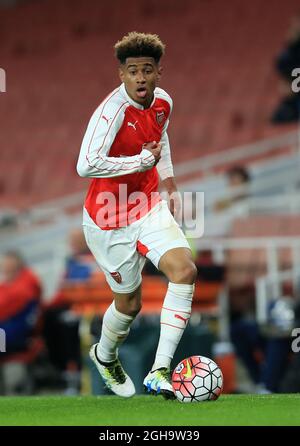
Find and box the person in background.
[0,251,42,394]
[230,296,293,393]
[0,251,42,354]
[43,228,97,395]
[272,13,300,124]
[214,166,251,212]
[64,228,97,281]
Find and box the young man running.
[77,32,197,399]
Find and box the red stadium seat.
[0,0,299,207]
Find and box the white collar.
[120,83,156,110]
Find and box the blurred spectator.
[271,90,300,124]
[227,166,251,189]
[0,251,42,354]
[272,13,300,124]
[0,251,42,394]
[280,299,300,392]
[230,296,293,393]
[62,228,97,281]
[276,14,300,82]
[214,166,251,212]
[43,228,97,395]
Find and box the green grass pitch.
[0,394,299,426]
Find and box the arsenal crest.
[110,271,122,284]
[156,111,165,126]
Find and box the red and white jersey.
[77,83,174,230]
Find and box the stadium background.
[1,0,300,402]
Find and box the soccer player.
[77,32,197,399]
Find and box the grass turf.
[0,394,299,426]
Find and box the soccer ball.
[172,355,223,403]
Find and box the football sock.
[96,301,135,363]
[152,282,194,371]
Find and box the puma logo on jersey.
[102,115,111,125]
[127,120,138,131]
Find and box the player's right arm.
[77,97,157,178]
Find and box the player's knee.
[170,261,197,284]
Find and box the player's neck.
[143,96,154,109]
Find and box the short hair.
[114,32,165,64]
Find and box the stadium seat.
[1,0,300,207]
[227,215,300,288]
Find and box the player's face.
[119,57,162,108]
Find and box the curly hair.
[114,32,165,64]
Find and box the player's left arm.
[161,175,182,220]
[157,121,181,219]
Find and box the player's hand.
[142,141,162,165]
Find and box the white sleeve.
[77,101,155,178]
[156,120,174,180]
